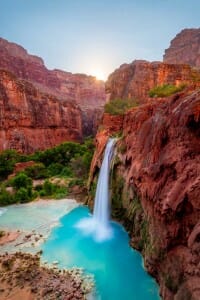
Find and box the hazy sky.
[0,0,199,80]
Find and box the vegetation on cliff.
[0,138,94,205]
[104,98,138,115]
[149,83,186,97]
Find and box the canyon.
[0,38,106,152]
[1,29,200,299]
[89,58,200,299]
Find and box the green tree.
[11,173,32,190]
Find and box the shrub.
[104,98,139,115]
[38,180,68,198]
[15,187,32,203]
[149,84,186,98]
[11,173,32,190]
[60,166,73,177]
[24,163,49,179]
[68,178,84,188]
[0,187,15,205]
[0,150,18,180]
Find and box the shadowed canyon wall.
[0,70,82,152]
[0,37,106,151]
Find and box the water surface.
[42,206,160,300]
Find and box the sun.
[91,70,107,81]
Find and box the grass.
[104,98,139,115]
[149,83,186,98]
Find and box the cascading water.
[76,138,116,241]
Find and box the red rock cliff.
[0,37,106,137]
[163,28,200,68]
[106,60,200,103]
[89,84,200,299]
[0,70,82,153]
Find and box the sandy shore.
[0,231,20,246]
[0,252,85,300]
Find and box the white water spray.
[76,138,116,242]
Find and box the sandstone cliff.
[106,60,200,103]
[163,28,200,68]
[0,37,106,138]
[89,84,200,299]
[0,70,82,153]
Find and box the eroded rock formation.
[89,85,200,299]
[0,70,82,153]
[0,37,106,143]
[106,60,200,103]
[163,28,200,68]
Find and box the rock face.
[89,86,200,299]
[163,28,200,68]
[106,60,200,103]
[0,70,82,153]
[0,37,106,141]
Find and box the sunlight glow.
[90,69,107,81]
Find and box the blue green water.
[42,206,160,300]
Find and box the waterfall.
[76,138,116,242]
[93,138,116,227]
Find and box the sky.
[0,0,199,80]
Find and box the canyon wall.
[89,66,200,299]
[106,60,200,103]
[163,28,200,68]
[0,37,106,146]
[0,70,82,153]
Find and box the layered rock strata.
[89,87,200,299]
[106,60,200,103]
[163,28,200,68]
[0,37,106,140]
[0,70,82,153]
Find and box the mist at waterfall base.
[42,139,160,300]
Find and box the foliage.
[0,150,19,180]
[11,173,32,190]
[68,178,84,188]
[38,180,68,199]
[0,138,94,205]
[24,163,49,179]
[149,83,186,98]
[104,98,139,115]
[15,187,33,203]
[0,186,15,205]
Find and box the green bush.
[11,173,32,190]
[0,150,18,180]
[15,187,33,203]
[60,166,73,177]
[38,180,68,199]
[68,178,84,188]
[47,163,63,177]
[149,84,186,98]
[0,187,15,205]
[104,98,139,115]
[24,163,49,179]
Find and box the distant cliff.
[106,60,200,103]
[89,62,200,299]
[0,70,82,153]
[163,28,200,68]
[0,37,106,141]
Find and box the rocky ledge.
[0,252,87,300]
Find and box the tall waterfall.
[93,138,116,227]
[76,138,116,241]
